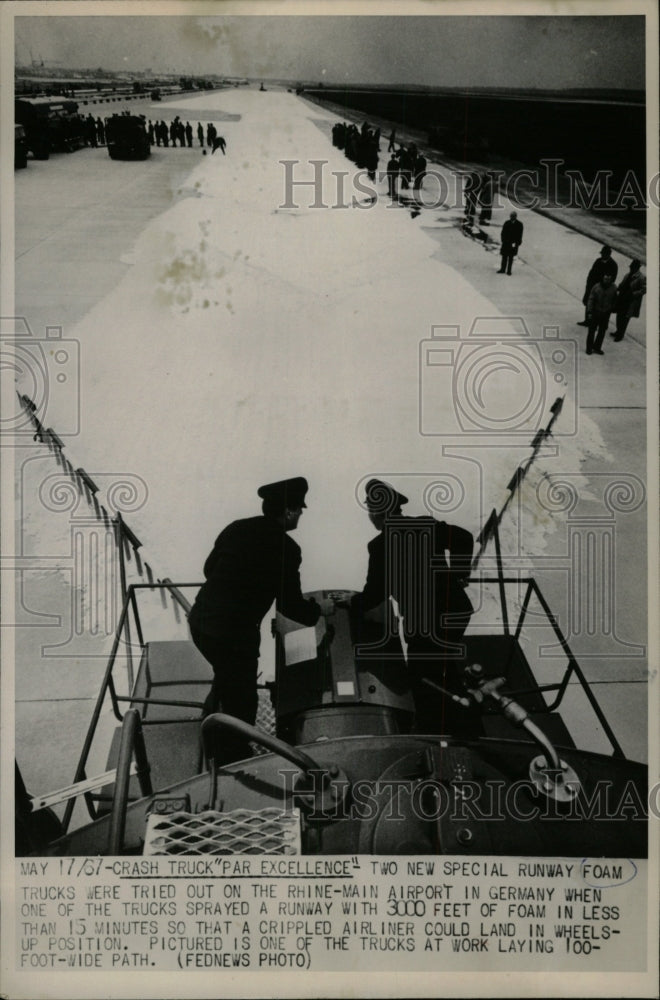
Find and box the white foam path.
[43,90,610,611]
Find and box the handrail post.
[114,515,134,690]
[133,716,153,798]
[528,579,626,757]
[129,586,144,648]
[62,590,133,831]
[108,709,141,854]
[514,580,534,640]
[492,515,510,636]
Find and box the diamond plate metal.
[144,807,301,855]
[250,687,277,756]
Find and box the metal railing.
[55,506,627,835]
[469,511,625,758]
[61,581,203,831]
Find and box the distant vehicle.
[15,97,87,159]
[14,125,28,169]
[151,88,161,101]
[105,114,150,161]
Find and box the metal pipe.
[493,516,510,636]
[63,592,133,830]
[161,578,193,616]
[201,714,321,776]
[520,717,561,772]
[132,714,153,798]
[108,709,140,855]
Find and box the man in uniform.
[189,477,333,763]
[585,271,617,355]
[578,245,618,325]
[498,210,524,275]
[352,479,475,733]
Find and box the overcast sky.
[14,13,645,90]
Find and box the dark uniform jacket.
[582,256,618,305]
[189,516,320,638]
[354,516,474,648]
[500,218,524,254]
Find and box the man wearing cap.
[578,245,618,326]
[352,479,474,733]
[189,477,332,764]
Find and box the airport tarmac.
[10,88,651,824]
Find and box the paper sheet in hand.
[283,627,317,665]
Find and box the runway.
[11,88,650,818]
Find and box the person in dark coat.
[189,478,333,764]
[498,211,524,274]
[399,145,414,190]
[212,135,227,155]
[586,273,617,355]
[185,121,193,147]
[464,171,481,222]
[85,115,97,148]
[206,122,216,147]
[413,152,427,191]
[478,172,494,224]
[351,480,475,734]
[613,259,646,340]
[578,245,618,325]
[365,138,379,182]
[386,154,399,200]
[147,120,155,146]
[197,122,204,147]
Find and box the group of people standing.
[148,117,192,147]
[146,118,226,154]
[332,120,381,180]
[385,142,427,198]
[331,119,428,195]
[82,114,106,147]
[464,169,496,226]
[578,245,646,354]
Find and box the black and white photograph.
[1,1,658,997]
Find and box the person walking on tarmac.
[386,153,400,200]
[351,479,475,734]
[189,478,334,765]
[578,245,618,325]
[585,272,617,355]
[498,211,524,275]
[613,259,646,341]
[212,135,227,155]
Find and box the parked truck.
[105,113,150,160]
